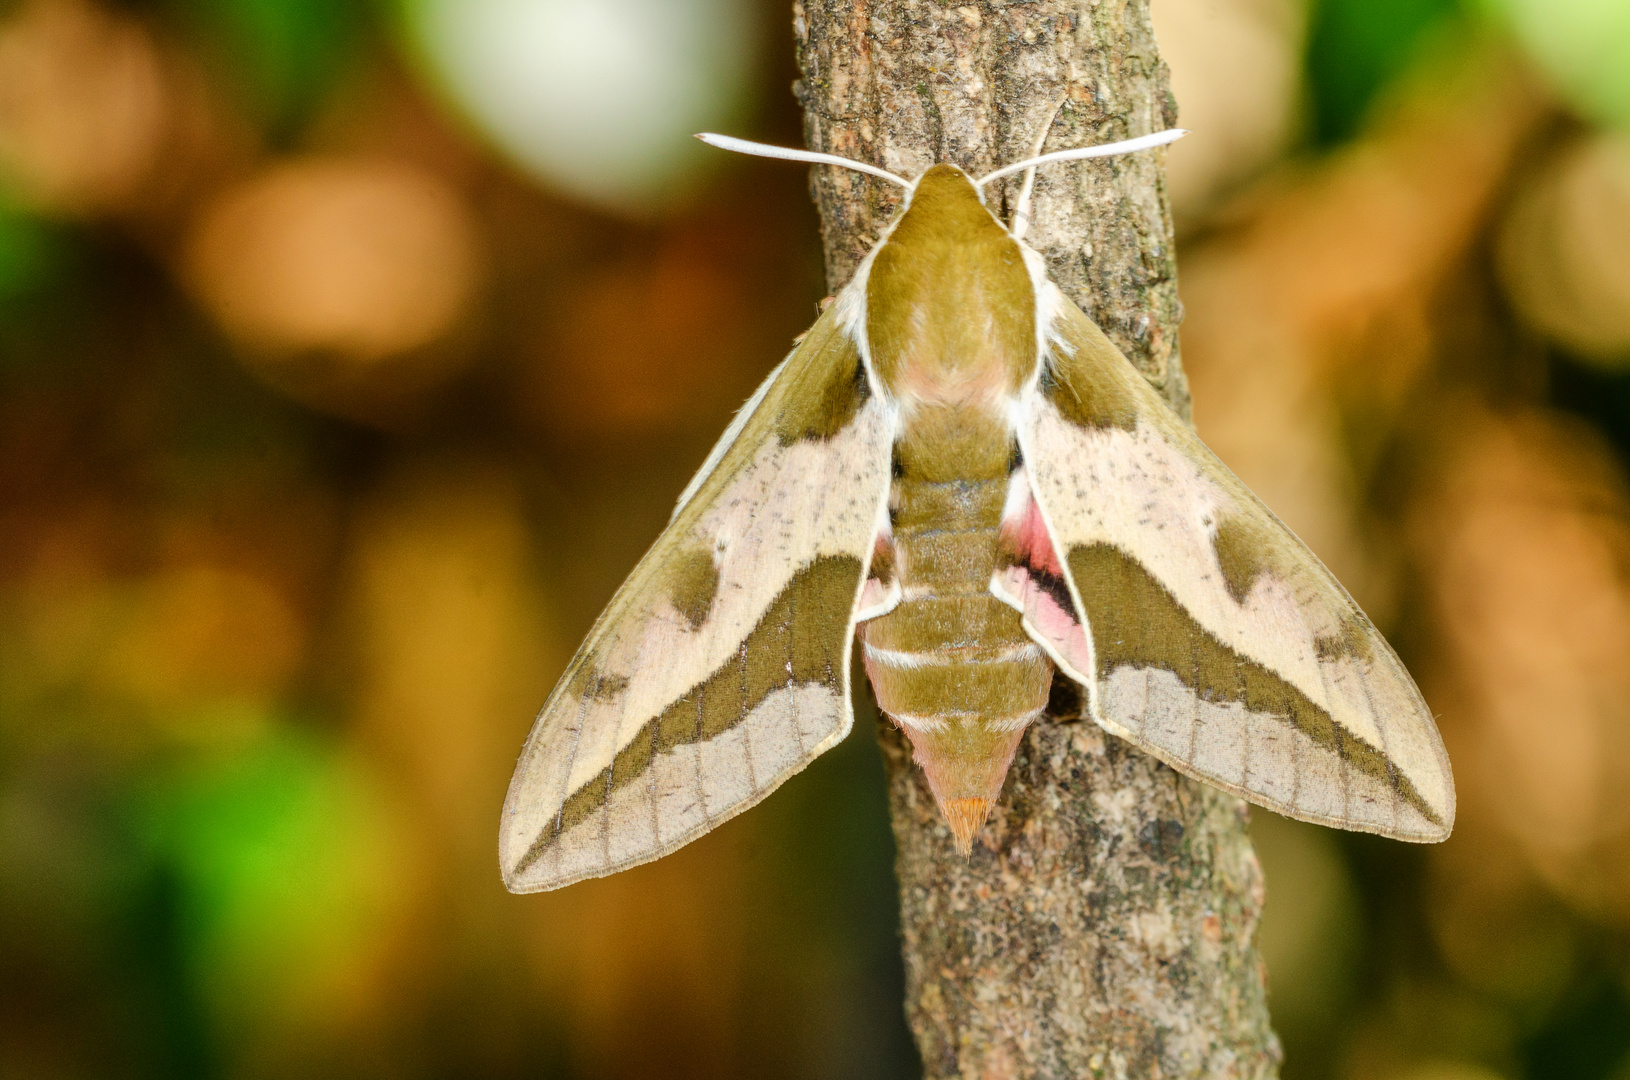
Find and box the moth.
[500,126,1455,893]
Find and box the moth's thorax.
[865,165,1038,414]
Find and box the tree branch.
[793,3,1281,1075]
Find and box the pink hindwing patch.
[990,468,1094,683]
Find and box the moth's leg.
[1045,672,1088,724]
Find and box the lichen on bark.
[792,2,1281,1076]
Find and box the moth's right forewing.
[1016,292,1454,842]
[501,305,895,892]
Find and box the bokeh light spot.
[398,0,758,214]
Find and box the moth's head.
[903,163,985,211]
[884,164,1001,244]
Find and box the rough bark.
[792,3,1281,1077]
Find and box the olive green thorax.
[864,165,1038,404]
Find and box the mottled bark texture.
[793,4,1282,1077]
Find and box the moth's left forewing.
[1012,287,1454,842]
[501,303,896,892]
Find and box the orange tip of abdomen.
[942,797,996,856]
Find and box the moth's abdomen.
[858,469,1052,853]
[861,592,1049,725]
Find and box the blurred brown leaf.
[1410,405,1630,916]
[521,230,764,442]
[1154,0,1306,227]
[1180,36,1551,610]
[346,456,560,874]
[1497,130,1630,367]
[0,0,165,215]
[185,157,484,358]
[524,837,750,1080]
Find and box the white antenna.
[695,133,912,189]
[976,128,1188,187]
[1009,94,1068,241]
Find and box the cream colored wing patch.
[1016,292,1454,841]
[500,307,895,892]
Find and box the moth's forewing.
[500,303,895,893]
[1012,293,1454,841]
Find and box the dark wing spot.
[567,666,630,703]
[1314,612,1377,664]
[667,542,721,631]
[1211,515,1268,605]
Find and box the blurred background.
[1,0,1628,1077]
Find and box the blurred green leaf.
[1486,0,1630,130]
[1521,968,1630,1080]
[0,200,62,302]
[1306,0,1464,144]
[135,722,407,1036]
[168,0,368,134]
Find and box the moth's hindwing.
[1010,292,1455,841]
[500,304,895,892]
